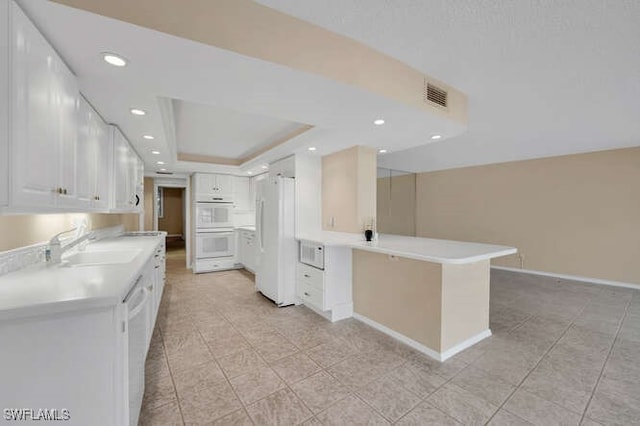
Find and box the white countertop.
[297,231,516,264]
[236,226,256,232]
[0,234,163,320]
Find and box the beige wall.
[158,188,184,236]
[0,213,139,252]
[416,146,640,285]
[353,250,491,353]
[377,174,416,236]
[353,249,443,351]
[143,177,154,231]
[322,146,377,233]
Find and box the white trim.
[491,266,639,290]
[353,312,491,362]
[330,302,353,322]
[440,329,492,361]
[353,313,443,360]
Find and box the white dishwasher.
[124,276,151,426]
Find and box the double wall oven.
[195,194,235,271]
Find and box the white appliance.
[195,202,233,229]
[196,230,235,259]
[124,276,151,426]
[256,176,297,306]
[299,240,325,270]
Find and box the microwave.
[196,202,233,229]
[299,240,324,270]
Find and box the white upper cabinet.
[112,126,143,212]
[195,173,233,200]
[113,127,133,210]
[77,96,112,210]
[76,97,97,207]
[0,0,142,214]
[0,0,9,208]
[232,176,255,211]
[93,108,111,210]
[9,1,83,210]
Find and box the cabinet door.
[246,235,256,271]
[195,173,213,194]
[215,174,233,196]
[0,0,8,208]
[232,176,250,210]
[10,3,59,207]
[113,128,132,210]
[94,116,111,210]
[76,97,96,208]
[54,56,80,208]
[131,154,143,212]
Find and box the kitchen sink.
[62,249,142,266]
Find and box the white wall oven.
[196,202,233,230]
[195,230,235,259]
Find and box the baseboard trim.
[352,312,491,362]
[491,266,639,290]
[353,313,443,361]
[440,329,493,361]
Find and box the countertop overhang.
[297,232,517,264]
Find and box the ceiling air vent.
[156,171,174,175]
[424,80,448,108]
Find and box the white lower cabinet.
[0,240,166,426]
[238,229,257,273]
[296,245,353,322]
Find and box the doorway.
[157,187,186,255]
[152,177,191,269]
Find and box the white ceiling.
[257,0,640,172]
[172,100,305,160]
[17,0,464,176]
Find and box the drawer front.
[297,263,324,291]
[297,281,324,310]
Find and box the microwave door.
[196,203,232,229]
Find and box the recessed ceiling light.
[143,135,155,140]
[308,147,317,151]
[101,52,127,67]
[378,149,388,154]
[247,171,253,175]
[160,168,166,171]
[156,161,164,165]
[130,108,146,116]
[261,165,268,169]
[374,119,385,125]
[431,134,442,140]
[151,150,160,155]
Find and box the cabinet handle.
[154,265,160,269]
[63,188,67,195]
[304,274,310,278]
[56,187,62,194]
[304,292,310,296]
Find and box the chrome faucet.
[45,227,94,264]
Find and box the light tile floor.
[140,253,640,425]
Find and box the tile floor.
[140,252,640,425]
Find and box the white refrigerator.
[256,176,297,306]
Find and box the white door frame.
[153,180,191,269]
